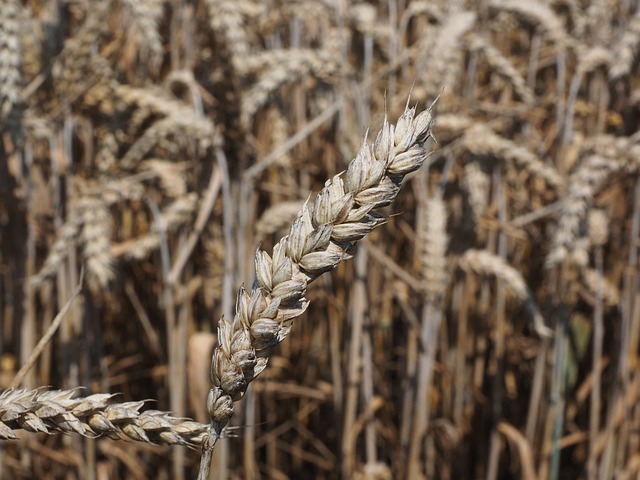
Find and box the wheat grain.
[0,388,208,446]
[204,102,436,440]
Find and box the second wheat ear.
[198,100,437,475]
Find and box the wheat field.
[1,0,640,479]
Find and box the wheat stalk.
[198,101,437,477]
[0,388,208,447]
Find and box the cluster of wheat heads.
[2,0,640,479]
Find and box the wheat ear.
[0,388,208,446]
[198,101,437,476]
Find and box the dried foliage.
[1,1,640,479]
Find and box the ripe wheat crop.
[1,1,640,479]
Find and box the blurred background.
[1,0,639,478]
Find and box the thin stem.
[12,268,85,388]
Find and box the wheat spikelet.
[0,0,21,120]
[205,102,436,436]
[0,388,208,446]
[458,249,552,337]
[609,9,640,80]
[461,124,564,189]
[547,136,640,267]
[121,0,164,75]
[420,197,449,302]
[468,35,534,104]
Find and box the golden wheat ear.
[197,101,437,478]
